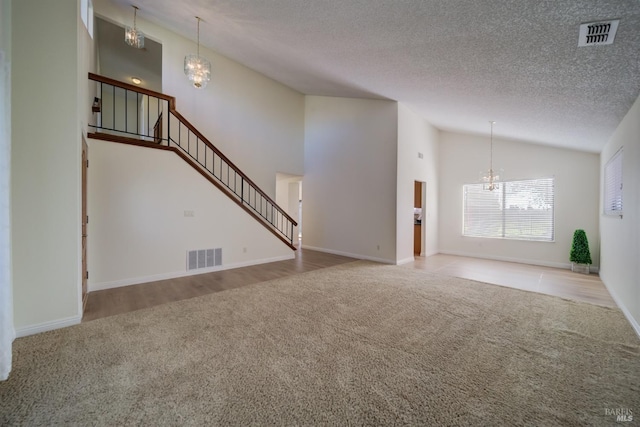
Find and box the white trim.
[600,272,640,339]
[15,315,82,338]
[438,249,599,272]
[88,253,294,292]
[301,245,394,264]
[0,35,13,380]
[396,257,416,265]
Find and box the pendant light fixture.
[184,17,211,89]
[124,6,145,49]
[481,121,501,191]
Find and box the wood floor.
[83,249,356,322]
[84,249,617,322]
[404,254,616,307]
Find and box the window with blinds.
[603,148,623,217]
[463,177,555,241]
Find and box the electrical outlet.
[243,247,247,253]
[377,245,380,251]
[184,210,195,217]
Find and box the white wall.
[11,0,86,335]
[93,0,305,198]
[599,94,640,334]
[87,140,294,289]
[0,0,14,380]
[396,103,439,264]
[303,96,398,263]
[439,131,600,269]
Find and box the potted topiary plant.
[570,229,592,274]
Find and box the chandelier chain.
[196,17,201,57]
[490,120,494,174]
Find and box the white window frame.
[463,177,555,242]
[81,0,94,39]
[603,148,623,217]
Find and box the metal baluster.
[125,89,128,134]
[112,85,115,131]
[167,108,171,146]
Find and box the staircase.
[87,73,297,250]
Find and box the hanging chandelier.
[482,121,500,191]
[184,17,211,89]
[124,6,144,49]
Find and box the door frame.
[81,136,88,313]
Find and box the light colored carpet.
[1,261,639,426]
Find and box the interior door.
[414,181,422,255]
[82,137,88,313]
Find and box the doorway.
[275,173,303,246]
[414,181,425,256]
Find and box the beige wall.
[599,94,640,334]
[438,131,600,269]
[87,140,293,290]
[303,96,398,263]
[1,0,14,380]
[396,103,439,263]
[11,0,85,335]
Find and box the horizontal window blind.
[604,148,623,216]
[463,177,554,241]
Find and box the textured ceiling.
[110,0,640,152]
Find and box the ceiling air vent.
[578,20,620,47]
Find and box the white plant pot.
[571,263,590,274]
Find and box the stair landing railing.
[87,73,297,248]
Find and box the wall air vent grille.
[578,20,619,47]
[187,248,222,271]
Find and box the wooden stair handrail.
[88,73,297,228]
[89,73,176,107]
[169,110,294,224]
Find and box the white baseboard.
[15,315,82,338]
[89,254,295,292]
[437,250,600,272]
[301,245,394,264]
[396,257,416,265]
[600,272,640,339]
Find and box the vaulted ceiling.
[110,0,640,152]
